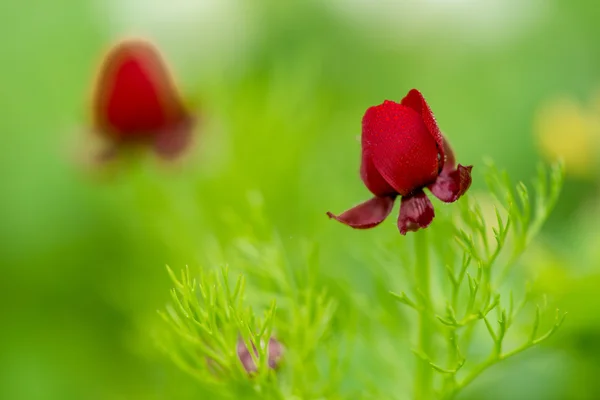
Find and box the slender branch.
[444,310,566,399]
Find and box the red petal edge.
[440,137,456,173]
[154,117,195,159]
[360,149,396,197]
[397,190,435,235]
[400,89,445,170]
[428,164,473,203]
[327,196,396,229]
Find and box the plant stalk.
[414,230,434,400]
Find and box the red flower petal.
[154,118,195,159]
[397,190,435,235]
[93,40,190,141]
[327,196,396,229]
[428,164,473,203]
[360,151,396,197]
[400,89,445,171]
[362,101,439,196]
[440,137,456,174]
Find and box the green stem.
[414,230,434,400]
[441,328,458,394]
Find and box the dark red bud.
[328,89,472,234]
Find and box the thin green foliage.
[157,265,281,399]
[157,162,564,400]
[158,195,344,399]
[390,161,566,399]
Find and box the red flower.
[92,39,195,159]
[327,89,472,235]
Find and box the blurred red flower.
[91,39,195,160]
[328,89,472,235]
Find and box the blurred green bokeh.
[1,0,600,399]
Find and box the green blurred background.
[2,0,600,399]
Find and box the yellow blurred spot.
[534,95,600,178]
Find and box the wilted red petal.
[400,89,446,172]
[327,196,396,229]
[360,152,396,197]
[93,40,190,140]
[398,190,435,235]
[362,101,439,196]
[428,164,473,203]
